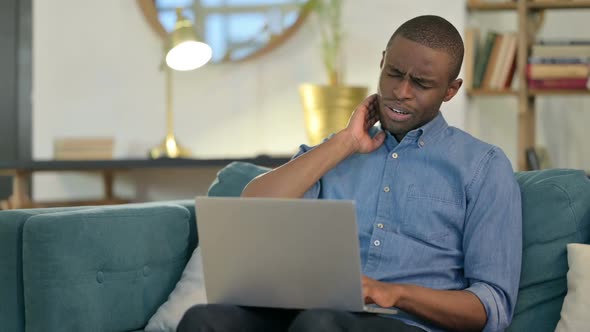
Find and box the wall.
[32,0,466,201]
[32,1,590,202]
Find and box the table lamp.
[150,8,212,159]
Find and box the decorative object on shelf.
[54,137,114,160]
[298,0,367,145]
[149,8,212,159]
[136,0,311,63]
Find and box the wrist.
[392,283,409,307]
[336,129,360,155]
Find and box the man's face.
[377,36,462,141]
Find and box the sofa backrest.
[507,169,590,332]
[0,203,193,332]
[207,163,590,332]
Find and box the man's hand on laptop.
[361,275,401,308]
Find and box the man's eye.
[414,81,428,89]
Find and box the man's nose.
[394,78,413,100]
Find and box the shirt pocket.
[401,184,463,242]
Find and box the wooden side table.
[0,157,289,210]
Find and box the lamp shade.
[165,9,212,71]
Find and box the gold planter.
[299,84,368,146]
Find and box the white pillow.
[145,247,208,332]
[554,243,590,332]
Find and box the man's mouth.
[384,106,412,122]
[390,107,409,115]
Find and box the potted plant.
[299,0,368,145]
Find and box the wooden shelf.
[468,89,590,97]
[468,1,590,11]
[529,89,590,96]
[467,1,517,10]
[467,89,519,96]
[528,1,590,9]
[466,0,590,170]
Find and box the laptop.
[194,196,398,315]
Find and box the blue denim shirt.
[295,113,522,332]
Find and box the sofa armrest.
[21,204,191,332]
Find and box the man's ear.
[443,78,463,102]
[380,51,385,69]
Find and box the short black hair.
[387,15,464,81]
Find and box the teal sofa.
[1,162,589,332]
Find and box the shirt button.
[377,223,384,229]
[374,240,381,247]
[392,153,398,159]
[383,186,390,193]
[419,140,425,147]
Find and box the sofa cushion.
[21,204,191,332]
[207,161,270,197]
[507,169,590,332]
[144,247,207,332]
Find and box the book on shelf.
[526,148,541,171]
[470,31,517,90]
[494,33,517,89]
[470,0,516,3]
[464,28,479,90]
[529,56,590,64]
[531,0,578,3]
[537,39,590,45]
[54,137,114,160]
[532,44,590,58]
[526,63,590,79]
[473,31,499,89]
[481,34,504,89]
[528,78,590,90]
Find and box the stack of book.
[466,29,518,91]
[532,0,590,3]
[528,40,590,90]
[54,137,114,160]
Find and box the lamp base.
[149,134,192,159]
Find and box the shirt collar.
[381,111,448,150]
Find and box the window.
[156,0,305,62]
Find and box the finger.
[372,131,386,146]
[365,115,376,127]
[367,111,379,124]
[360,94,378,110]
[368,103,380,121]
[368,102,381,121]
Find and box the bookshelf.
[466,0,590,171]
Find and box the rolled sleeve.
[463,147,522,332]
[465,282,508,332]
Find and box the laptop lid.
[194,196,367,312]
